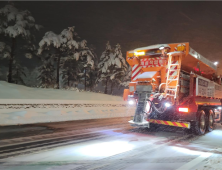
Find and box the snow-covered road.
[0,117,221,170]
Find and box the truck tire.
[207,110,214,132]
[191,110,206,135]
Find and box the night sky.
[1,1,222,73]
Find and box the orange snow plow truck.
[123,42,222,135]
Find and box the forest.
[0,3,131,95]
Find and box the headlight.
[165,102,171,107]
[128,100,134,105]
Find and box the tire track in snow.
[73,133,197,170]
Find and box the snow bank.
[0,81,135,125]
[0,81,122,101]
[0,106,135,126]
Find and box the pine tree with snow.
[12,60,26,85]
[37,60,55,88]
[87,67,97,91]
[0,41,11,59]
[37,27,78,89]
[109,43,128,94]
[60,57,80,88]
[0,3,42,83]
[37,26,95,89]
[97,42,127,94]
[78,66,97,91]
[21,67,40,87]
[96,41,112,94]
[0,41,29,85]
[77,44,98,91]
[89,44,98,66]
[119,65,132,87]
[77,40,96,91]
[0,41,11,81]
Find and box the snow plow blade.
[148,119,190,129]
[128,120,149,128]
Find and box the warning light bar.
[134,51,145,56]
[178,107,189,113]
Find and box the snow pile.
[0,105,135,126]
[0,81,135,126]
[0,81,123,101]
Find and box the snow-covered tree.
[37,60,55,88]
[21,67,40,87]
[84,45,98,91]
[89,44,98,66]
[97,42,127,94]
[0,41,11,59]
[0,4,42,83]
[78,66,97,91]
[96,41,112,94]
[76,40,97,90]
[109,43,128,94]
[119,65,132,87]
[60,57,80,88]
[88,68,97,91]
[12,60,26,85]
[37,26,95,89]
[0,65,7,81]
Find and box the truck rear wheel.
[192,110,206,135]
[207,110,214,132]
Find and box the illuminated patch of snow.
[76,141,133,157]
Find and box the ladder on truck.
[165,53,182,104]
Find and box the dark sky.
[1,1,222,72]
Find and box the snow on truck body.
[123,42,222,135]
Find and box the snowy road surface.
[0,117,222,170]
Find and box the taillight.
[178,107,189,113]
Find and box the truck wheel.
[207,110,214,132]
[192,110,206,135]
